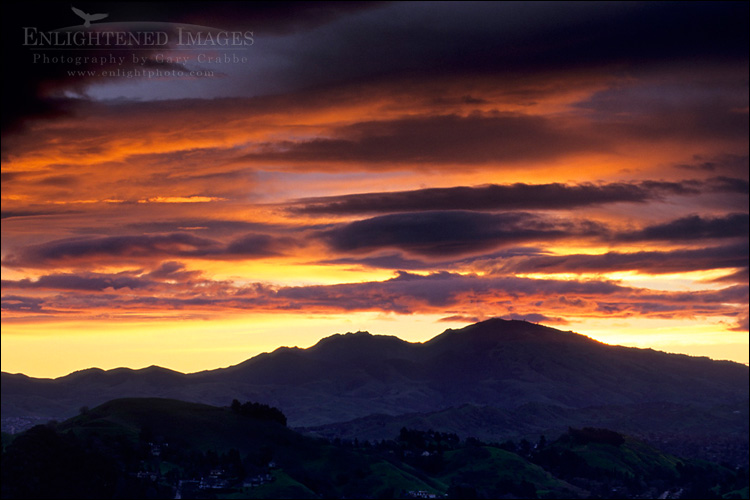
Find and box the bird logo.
[71,6,109,27]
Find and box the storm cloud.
[291,180,743,215]
[321,211,600,257]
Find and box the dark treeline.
[566,427,626,446]
[229,399,287,426]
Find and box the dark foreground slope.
[2,398,746,499]
[0,398,447,499]
[3,319,748,430]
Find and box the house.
[407,490,439,499]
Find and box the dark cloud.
[321,211,599,257]
[1,172,26,182]
[319,247,549,271]
[1,273,153,292]
[2,270,745,324]
[292,180,721,215]
[2,232,300,268]
[318,253,435,271]
[635,180,701,196]
[122,219,285,236]
[267,2,748,95]
[5,1,747,137]
[1,295,46,313]
[5,1,376,37]
[706,176,750,194]
[250,113,599,166]
[32,175,80,187]
[618,213,749,242]
[2,1,394,135]
[729,313,749,332]
[225,234,294,257]
[676,161,718,172]
[135,167,256,199]
[638,284,748,309]
[576,76,749,142]
[438,315,482,324]
[1,210,81,219]
[241,66,745,169]
[675,155,749,177]
[145,261,203,282]
[609,101,748,145]
[500,313,569,325]
[708,267,749,284]
[431,95,490,107]
[1,1,382,133]
[494,242,749,277]
[1,233,221,268]
[1,262,217,295]
[272,271,625,314]
[166,1,385,33]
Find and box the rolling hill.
[2,398,446,499]
[3,397,744,499]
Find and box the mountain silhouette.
[2,319,747,430]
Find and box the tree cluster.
[566,427,626,446]
[229,399,287,426]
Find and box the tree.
[230,399,287,426]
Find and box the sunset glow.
[2,2,748,378]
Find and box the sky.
[1,1,748,378]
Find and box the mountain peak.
[313,330,375,345]
[428,317,589,348]
[308,330,413,361]
[58,367,107,382]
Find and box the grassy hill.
[438,445,584,498]
[531,428,745,499]
[2,397,747,499]
[52,398,442,499]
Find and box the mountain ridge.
[2,318,748,430]
[2,318,742,379]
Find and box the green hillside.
[530,427,743,499]
[35,398,442,499]
[552,430,683,480]
[2,398,747,499]
[438,445,583,498]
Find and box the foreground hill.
[3,319,748,431]
[2,398,745,499]
[1,398,446,499]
